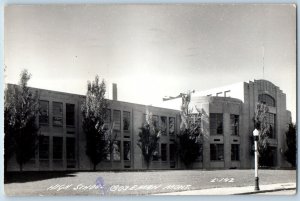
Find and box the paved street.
[4,169,296,196]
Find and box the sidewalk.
[154,183,296,195]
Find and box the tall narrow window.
[53,102,63,126]
[152,143,159,161]
[210,144,224,161]
[39,136,49,160]
[104,109,111,130]
[66,138,75,160]
[169,144,176,161]
[210,113,223,135]
[152,115,159,128]
[123,141,131,161]
[39,100,49,125]
[66,103,75,126]
[169,117,175,135]
[66,137,76,168]
[112,140,121,161]
[53,137,63,160]
[231,144,240,161]
[113,110,121,130]
[161,143,167,161]
[266,113,276,139]
[123,111,130,131]
[160,116,167,135]
[230,115,239,136]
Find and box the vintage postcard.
[3,4,296,196]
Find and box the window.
[161,144,167,161]
[39,100,49,124]
[113,110,121,130]
[266,113,276,138]
[123,141,131,161]
[53,102,63,126]
[66,104,75,126]
[152,143,159,161]
[53,137,63,160]
[123,111,130,131]
[160,116,167,135]
[258,94,276,107]
[231,144,240,161]
[152,115,159,128]
[169,117,175,135]
[230,115,239,136]
[112,141,121,161]
[169,144,176,161]
[210,113,223,135]
[104,109,111,130]
[196,143,203,162]
[210,144,224,161]
[66,138,75,160]
[39,136,49,160]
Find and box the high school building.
[6,79,292,171]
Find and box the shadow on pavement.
[4,171,77,184]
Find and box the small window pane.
[113,110,121,130]
[210,113,223,135]
[152,143,159,161]
[112,141,121,161]
[39,136,49,160]
[66,138,75,160]
[66,104,75,126]
[123,111,130,131]
[39,100,49,124]
[53,137,63,159]
[53,102,63,126]
[230,115,239,136]
[210,144,224,161]
[231,144,240,161]
[161,143,167,161]
[152,115,159,128]
[123,141,131,161]
[160,116,167,135]
[169,117,175,135]
[169,144,176,161]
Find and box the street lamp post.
[253,128,260,191]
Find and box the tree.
[254,102,271,167]
[81,75,111,171]
[4,69,40,171]
[284,123,296,167]
[137,112,161,169]
[177,92,202,169]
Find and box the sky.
[4,4,296,121]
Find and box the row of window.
[210,144,240,161]
[104,109,131,132]
[210,114,239,136]
[39,136,76,160]
[39,101,75,127]
[144,115,176,136]
[150,143,239,162]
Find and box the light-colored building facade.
[6,79,292,171]
[160,79,292,169]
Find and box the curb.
[235,187,297,195]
